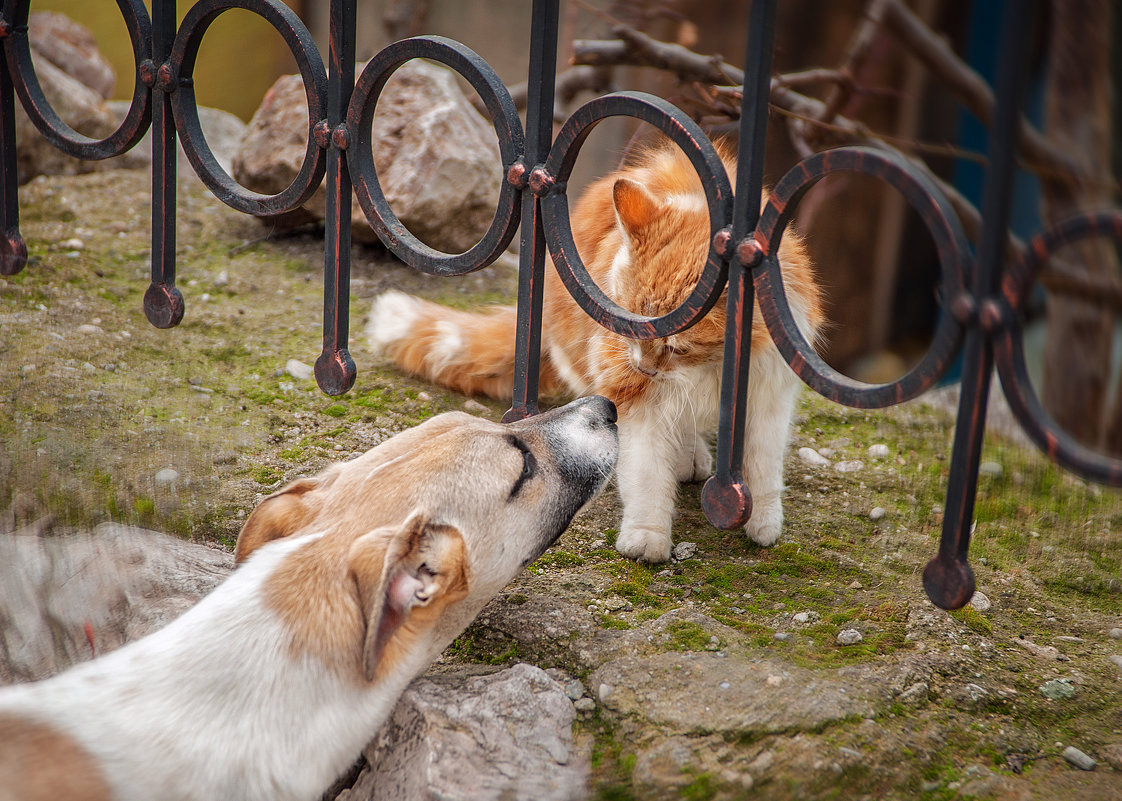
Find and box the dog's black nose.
[583,395,617,424]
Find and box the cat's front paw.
[745,503,783,547]
[615,525,672,563]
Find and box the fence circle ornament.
[3,0,152,160]
[347,36,524,276]
[167,0,328,216]
[754,146,972,408]
[992,210,1122,486]
[541,91,733,340]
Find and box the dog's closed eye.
[506,435,537,499]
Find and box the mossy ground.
[2,170,1120,800]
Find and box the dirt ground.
[2,169,1121,800]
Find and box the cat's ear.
[613,178,662,236]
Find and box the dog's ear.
[349,512,470,682]
[235,476,322,563]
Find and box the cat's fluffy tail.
[367,290,557,401]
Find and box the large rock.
[14,53,118,184]
[27,11,116,100]
[12,11,245,186]
[102,100,248,179]
[233,59,502,252]
[339,663,588,801]
[0,522,233,684]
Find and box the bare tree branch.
[571,9,1092,194]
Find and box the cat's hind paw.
[745,504,783,547]
[615,525,672,563]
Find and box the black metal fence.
[2,0,1119,609]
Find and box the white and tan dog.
[0,396,618,801]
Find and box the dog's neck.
[0,533,431,801]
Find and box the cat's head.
[608,176,726,380]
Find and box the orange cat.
[367,143,823,562]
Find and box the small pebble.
[1062,746,1096,771]
[563,679,586,701]
[834,460,864,473]
[573,697,595,713]
[1040,678,1076,700]
[154,468,179,485]
[837,629,863,646]
[285,359,314,381]
[718,681,731,690]
[603,596,628,612]
[76,323,104,336]
[773,632,791,641]
[597,683,613,703]
[1108,628,1122,640]
[798,447,830,467]
[672,541,698,561]
[416,391,432,403]
[970,591,992,612]
[213,269,229,287]
[978,461,1003,478]
[1107,655,1122,671]
[61,237,84,250]
[463,399,489,415]
[793,612,810,624]
[869,506,886,521]
[867,443,889,458]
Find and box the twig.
[470,65,612,118]
[816,0,890,135]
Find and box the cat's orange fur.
[368,142,822,562]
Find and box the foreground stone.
[0,522,232,682]
[339,664,587,801]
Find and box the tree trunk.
[1040,0,1118,452]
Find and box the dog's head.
[236,396,617,680]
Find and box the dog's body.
[0,397,618,801]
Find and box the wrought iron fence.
[2,0,1119,609]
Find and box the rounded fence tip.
[315,348,357,396]
[0,231,28,276]
[922,554,976,610]
[143,283,185,329]
[701,475,753,530]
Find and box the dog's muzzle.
[510,396,618,563]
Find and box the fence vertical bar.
[142,0,183,329]
[315,0,357,395]
[701,0,777,529]
[503,0,558,423]
[922,0,1036,610]
[0,1,27,276]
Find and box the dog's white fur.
[0,397,618,801]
